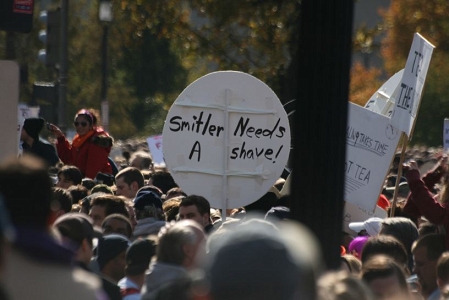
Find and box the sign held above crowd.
[162,71,290,210]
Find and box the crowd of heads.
[2,144,449,299]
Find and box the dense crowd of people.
[4,112,449,300]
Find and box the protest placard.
[365,69,404,117]
[146,134,165,167]
[0,61,20,162]
[162,71,291,209]
[345,102,401,212]
[390,33,435,137]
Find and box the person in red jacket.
[50,109,113,179]
[403,155,449,248]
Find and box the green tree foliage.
[381,0,449,146]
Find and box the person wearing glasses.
[50,108,114,179]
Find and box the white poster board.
[146,134,165,167]
[162,71,291,209]
[0,61,20,162]
[365,69,404,117]
[390,33,435,137]
[343,201,387,236]
[444,119,449,153]
[345,102,401,212]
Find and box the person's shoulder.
[91,130,113,148]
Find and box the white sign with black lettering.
[390,33,435,137]
[345,102,401,212]
[162,71,290,209]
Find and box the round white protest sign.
[162,71,290,209]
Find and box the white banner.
[146,134,165,167]
[162,71,291,209]
[390,33,435,137]
[444,119,449,153]
[345,102,401,212]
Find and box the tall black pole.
[58,0,68,132]
[291,0,354,269]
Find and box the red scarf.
[72,129,95,149]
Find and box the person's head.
[57,165,83,189]
[361,235,409,275]
[21,118,45,142]
[67,185,89,204]
[340,254,362,275]
[361,255,410,300]
[73,109,97,136]
[0,156,53,229]
[379,217,418,270]
[412,233,446,298]
[115,167,144,199]
[206,218,321,300]
[101,213,133,239]
[437,252,449,289]
[51,187,73,219]
[125,237,157,276]
[89,194,129,227]
[156,220,206,269]
[130,151,153,171]
[165,187,187,201]
[349,217,383,237]
[133,188,164,221]
[317,270,374,300]
[53,213,94,265]
[348,236,369,259]
[148,171,177,194]
[162,197,182,222]
[418,221,439,236]
[90,184,114,195]
[179,195,211,228]
[97,234,130,283]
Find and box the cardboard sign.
[390,33,435,137]
[365,69,404,117]
[162,71,291,209]
[343,201,387,236]
[345,103,401,212]
[444,119,449,153]
[0,61,20,162]
[146,135,165,167]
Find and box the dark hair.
[67,185,89,204]
[361,236,409,274]
[91,195,129,218]
[362,255,409,293]
[180,195,210,216]
[115,167,144,189]
[437,252,449,283]
[163,197,182,222]
[52,187,73,213]
[165,187,187,200]
[58,165,83,185]
[101,213,133,238]
[150,171,177,194]
[412,233,446,261]
[0,156,53,228]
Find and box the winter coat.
[56,129,113,179]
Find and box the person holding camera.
[21,117,60,166]
[50,109,114,179]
